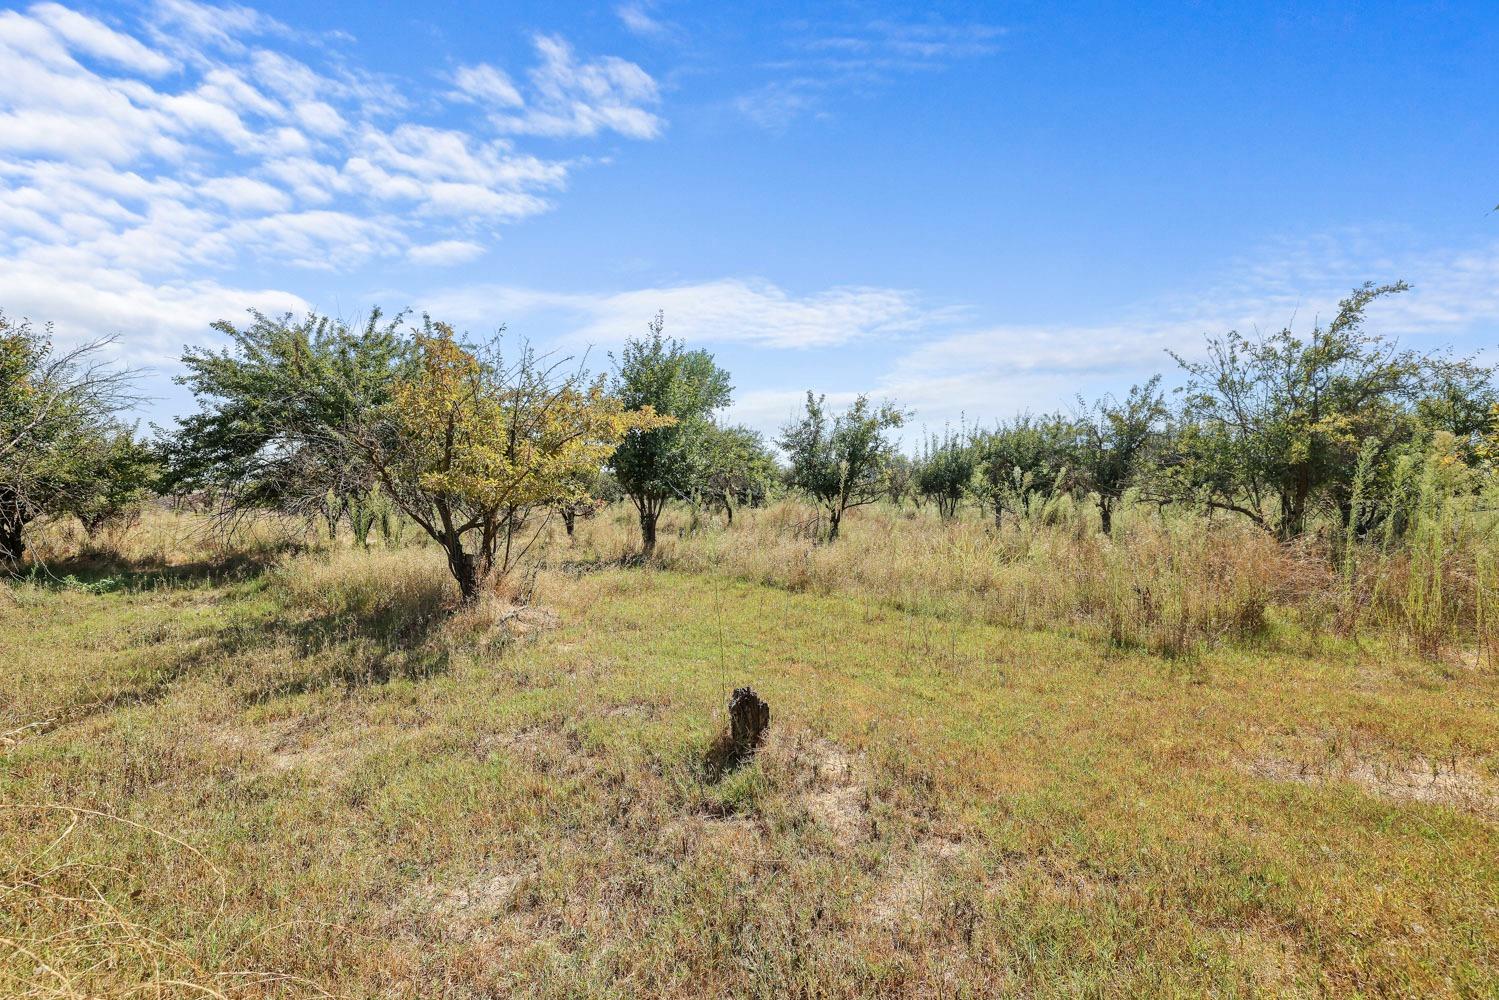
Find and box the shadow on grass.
[217,595,457,703]
[14,546,303,594]
[551,553,652,576]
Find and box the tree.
[970,414,1073,528]
[164,309,407,530]
[555,467,620,538]
[914,428,976,520]
[1,312,139,565]
[172,313,664,601]
[1162,282,1443,538]
[358,325,667,599]
[884,453,918,509]
[699,422,778,524]
[778,392,904,541]
[1072,377,1166,534]
[608,314,733,557]
[64,426,157,538]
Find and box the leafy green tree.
[884,453,918,509]
[970,414,1074,528]
[699,422,778,524]
[1162,282,1446,538]
[65,426,158,538]
[778,392,904,541]
[608,313,733,556]
[165,309,409,526]
[914,428,977,520]
[1,312,139,565]
[1072,377,1166,534]
[172,312,663,600]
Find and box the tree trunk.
[640,506,658,558]
[827,506,842,542]
[449,548,480,603]
[562,508,576,537]
[0,515,25,567]
[1099,498,1113,536]
[723,491,734,525]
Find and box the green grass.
[3,546,1498,998]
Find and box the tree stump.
[728,686,770,757]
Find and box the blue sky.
[1,0,1496,439]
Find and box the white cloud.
[736,15,1004,129]
[197,175,292,213]
[425,277,931,350]
[451,63,523,108]
[491,35,663,140]
[616,2,671,39]
[0,257,308,370]
[408,239,486,266]
[28,2,176,76]
[0,0,667,371]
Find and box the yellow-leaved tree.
[359,322,670,601]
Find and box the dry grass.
[4,506,1499,996]
[568,501,1330,657]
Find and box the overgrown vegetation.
[5,286,1499,996]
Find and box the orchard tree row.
[4,281,1496,602]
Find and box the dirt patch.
[405,861,542,943]
[213,715,369,780]
[778,733,871,846]
[865,836,967,929]
[603,699,658,720]
[1248,753,1499,821]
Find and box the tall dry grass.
[564,493,1499,661]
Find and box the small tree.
[778,392,904,541]
[1072,377,1166,534]
[1,313,139,565]
[555,467,619,538]
[357,325,669,600]
[700,422,778,524]
[609,314,733,557]
[914,428,976,520]
[884,453,918,509]
[1163,282,1444,538]
[970,415,1073,528]
[65,426,157,538]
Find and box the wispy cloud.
[424,277,940,350]
[466,35,664,140]
[736,14,1004,129]
[0,0,663,365]
[616,1,673,40]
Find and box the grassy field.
[3,509,1498,998]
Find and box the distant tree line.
[3,281,1496,604]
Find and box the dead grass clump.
[404,861,543,944]
[0,804,318,999]
[273,547,454,626]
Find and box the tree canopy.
[608,313,733,555]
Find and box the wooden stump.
[729,686,770,757]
